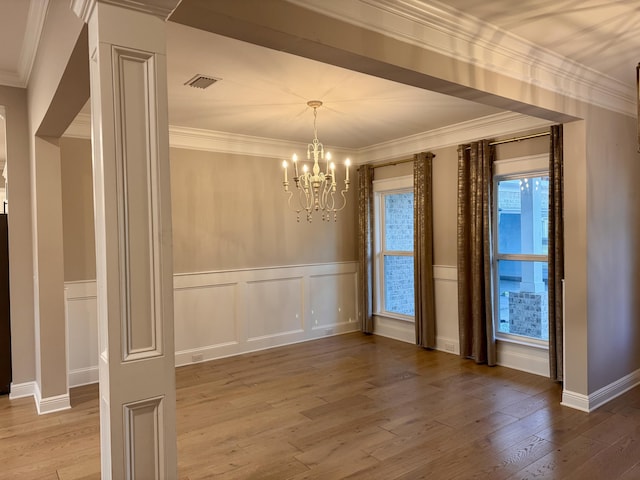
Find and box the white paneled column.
[72,1,179,478]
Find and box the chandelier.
[282,100,351,222]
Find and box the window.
[493,156,549,344]
[373,176,414,320]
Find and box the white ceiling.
[165,22,502,149]
[0,0,639,150]
[442,0,640,87]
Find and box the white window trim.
[373,175,414,322]
[492,154,549,347]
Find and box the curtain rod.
[372,158,416,169]
[463,130,550,150]
[371,154,437,169]
[489,131,550,146]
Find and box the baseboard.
[588,368,640,412]
[69,366,99,388]
[561,368,640,412]
[9,381,36,400]
[35,384,71,415]
[497,341,549,377]
[373,316,414,344]
[435,336,459,355]
[561,389,590,412]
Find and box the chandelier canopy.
[282,101,350,222]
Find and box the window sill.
[374,312,415,323]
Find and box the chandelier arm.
[332,188,349,213]
[298,182,313,213]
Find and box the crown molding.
[72,0,180,22]
[169,125,356,160]
[288,0,634,117]
[359,112,553,164]
[62,114,356,160]
[18,0,49,86]
[0,69,24,88]
[0,0,49,88]
[63,111,551,164]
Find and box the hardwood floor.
[2,332,640,479]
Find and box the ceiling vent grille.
[184,74,221,89]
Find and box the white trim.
[170,125,356,162]
[0,0,49,87]
[63,111,551,165]
[34,383,71,415]
[588,370,640,411]
[18,0,49,86]
[496,341,549,377]
[363,113,553,164]
[561,369,640,413]
[69,366,99,387]
[65,279,98,299]
[8,381,36,400]
[589,369,640,413]
[561,389,590,413]
[373,315,414,344]
[0,69,23,89]
[71,0,179,22]
[435,336,459,355]
[290,0,633,116]
[373,316,461,355]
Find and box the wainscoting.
[65,262,359,388]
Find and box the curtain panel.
[414,152,436,349]
[548,125,564,381]
[357,165,375,334]
[457,140,496,365]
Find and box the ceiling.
[442,0,640,87]
[0,0,639,151]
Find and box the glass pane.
[383,255,414,316]
[497,176,549,255]
[496,259,548,340]
[384,192,414,251]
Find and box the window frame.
[372,175,415,322]
[492,154,549,348]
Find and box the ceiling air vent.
[184,74,221,89]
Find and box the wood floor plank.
[4,332,640,479]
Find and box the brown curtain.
[414,152,436,348]
[357,165,374,334]
[548,125,564,381]
[457,140,496,365]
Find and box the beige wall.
[0,86,35,385]
[60,137,95,282]
[60,142,358,280]
[585,107,640,392]
[170,148,357,272]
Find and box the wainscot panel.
[65,262,359,386]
